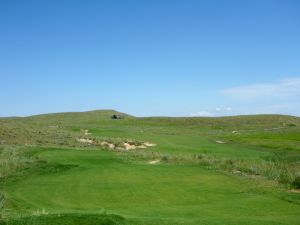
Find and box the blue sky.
[0,0,299,117]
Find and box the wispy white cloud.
[189,111,214,117]
[215,107,232,112]
[189,106,233,117]
[220,77,300,99]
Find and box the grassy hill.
[0,111,300,225]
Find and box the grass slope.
[5,149,300,225]
[1,110,300,224]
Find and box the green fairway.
[4,148,300,225]
[1,111,300,224]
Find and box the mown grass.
[0,110,300,224]
[3,149,300,224]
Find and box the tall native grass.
[0,146,37,218]
[120,150,300,188]
[0,146,35,180]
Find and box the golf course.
[0,110,299,225]
[1,0,300,224]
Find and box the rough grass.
[0,146,37,181]
[1,213,124,225]
[121,150,300,187]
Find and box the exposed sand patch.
[144,142,157,147]
[101,141,115,149]
[124,142,137,150]
[149,160,160,164]
[116,147,125,151]
[77,137,157,151]
[216,140,226,144]
[108,143,115,149]
[123,142,157,150]
[137,145,147,149]
[81,129,91,135]
[289,189,300,193]
[77,138,94,144]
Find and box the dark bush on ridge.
[292,176,300,189]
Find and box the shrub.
[291,176,300,189]
[0,192,5,220]
[196,154,203,160]
[0,192,5,209]
[222,159,235,170]
[161,155,169,162]
[286,123,296,127]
